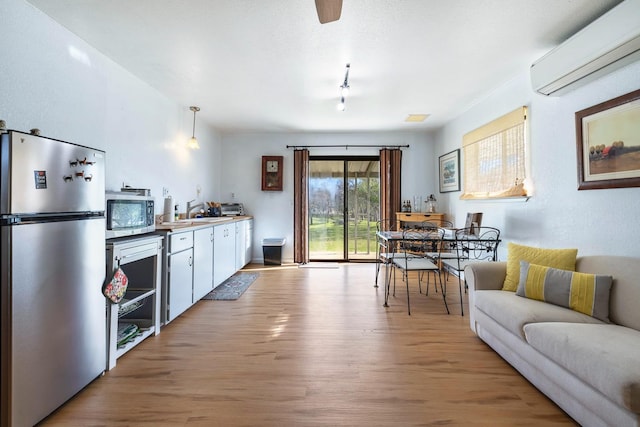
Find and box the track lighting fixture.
[187,106,200,150]
[336,63,350,111]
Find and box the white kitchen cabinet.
[156,217,252,323]
[165,231,193,323]
[245,218,254,265]
[235,218,253,269]
[214,222,236,287]
[193,226,214,301]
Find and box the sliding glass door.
[308,156,379,261]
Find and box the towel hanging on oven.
[103,267,129,304]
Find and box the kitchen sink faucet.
[186,199,204,218]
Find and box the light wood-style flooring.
[42,263,576,426]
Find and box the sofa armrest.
[465,262,507,291]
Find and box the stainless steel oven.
[105,191,155,238]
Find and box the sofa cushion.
[474,290,603,340]
[524,322,640,414]
[577,255,640,332]
[516,261,613,322]
[502,243,578,292]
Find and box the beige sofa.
[465,256,640,427]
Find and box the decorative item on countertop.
[103,267,129,304]
[413,196,422,212]
[207,201,221,217]
[163,196,174,222]
[426,194,437,213]
[174,204,179,221]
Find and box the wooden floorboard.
[41,263,576,426]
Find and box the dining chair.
[374,219,409,287]
[391,226,449,315]
[398,220,439,255]
[422,220,455,263]
[440,226,501,316]
[420,220,456,291]
[374,219,389,286]
[376,219,436,287]
[388,220,444,290]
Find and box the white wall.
[1,0,436,265]
[1,0,222,212]
[7,0,638,263]
[220,132,436,262]
[434,61,640,258]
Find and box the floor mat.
[201,272,259,300]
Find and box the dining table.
[375,228,500,309]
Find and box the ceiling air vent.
[405,114,430,123]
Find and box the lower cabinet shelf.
[118,289,154,317]
[115,324,155,359]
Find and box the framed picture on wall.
[439,149,461,193]
[576,88,640,190]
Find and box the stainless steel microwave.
[105,191,155,239]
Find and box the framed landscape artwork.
[439,149,460,193]
[576,88,640,190]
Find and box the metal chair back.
[394,226,448,315]
[453,226,501,262]
[440,226,501,316]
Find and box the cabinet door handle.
[188,256,192,267]
[210,232,214,242]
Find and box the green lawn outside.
[309,215,377,254]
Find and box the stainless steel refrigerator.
[0,130,106,426]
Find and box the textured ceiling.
[27,0,623,133]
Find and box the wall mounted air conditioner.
[531,0,640,96]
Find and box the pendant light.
[187,106,201,150]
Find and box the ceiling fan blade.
[315,0,342,24]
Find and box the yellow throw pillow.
[515,261,613,322]
[502,242,578,291]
